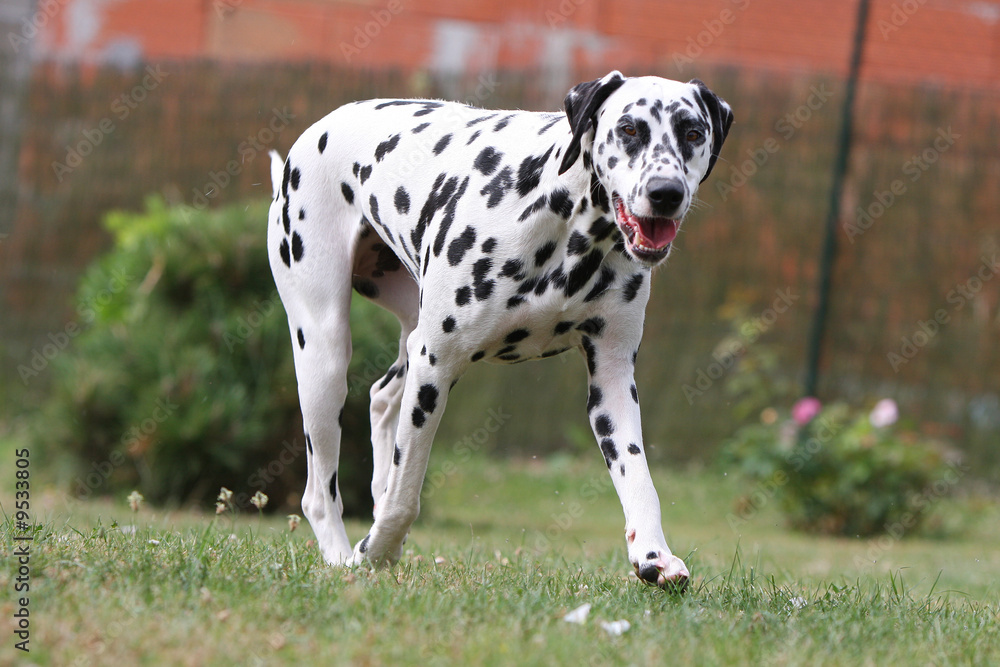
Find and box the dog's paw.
[633,550,690,593]
[348,531,403,569]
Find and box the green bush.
[717,301,959,537]
[722,397,959,537]
[36,197,398,515]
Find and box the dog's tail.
[269,150,284,199]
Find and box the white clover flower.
[127,490,144,513]
[250,491,269,510]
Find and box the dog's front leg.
[350,331,457,568]
[581,333,690,591]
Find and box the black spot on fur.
[481,237,497,253]
[582,336,597,375]
[584,266,615,302]
[466,129,482,144]
[353,278,379,299]
[352,162,361,177]
[480,166,513,208]
[466,113,498,127]
[506,295,526,309]
[412,407,426,428]
[600,438,618,468]
[630,384,639,403]
[588,216,617,242]
[360,164,373,184]
[433,133,452,155]
[428,354,436,366]
[554,321,575,335]
[290,167,300,191]
[587,385,602,413]
[499,258,523,279]
[534,241,557,267]
[305,433,313,455]
[318,132,328,153]
[628,443,641,455]
[393,444,402,465]
[504,329,531,344]
[515,146,554,197]
[565,248,604,297]
[298,208,305,221]
[519,194,548,222]
[548,188,574,218]
[471,350,485,362]
[474,146,503,176]
[394,186,410,214]
[455,285,472,306]
[412,122,430,133]
[329,471,338,500]
[279,238,290,267]
[595,414,614,436]
[369,194,382,227]
[374,134,401,162]
[447,226,477,266]
[623,272,645,302]
[418,384,438,413]
[442,316,456,333]
[567,231,589,255]
[538,116,562,134]
[379,366,398,390]
[297,328,305,349]
[359,534,370,553]
[576,317,606,336]
[291,232,304,262]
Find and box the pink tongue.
[637,218,677,248]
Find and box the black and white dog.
[268,71,732,589]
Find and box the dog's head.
[559,71,733,265]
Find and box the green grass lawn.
[2,453,999,666]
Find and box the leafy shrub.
[36,197,398,515]
[718,303,959,537]
[722,398,958,536]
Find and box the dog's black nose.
[645,177,685,216]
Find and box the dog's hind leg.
[352,227,419,518]
[268,149,357,564]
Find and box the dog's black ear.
[688,79,734,183]
[558,71,627,175]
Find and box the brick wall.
[31,0,1000,89]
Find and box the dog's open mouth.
[613,194,678,263]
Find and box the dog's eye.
[685,129,702,142]
[622,124,636,136]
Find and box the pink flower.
[869,398,899,428]
[791,397,822,425]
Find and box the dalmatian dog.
[268,71,732,590]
